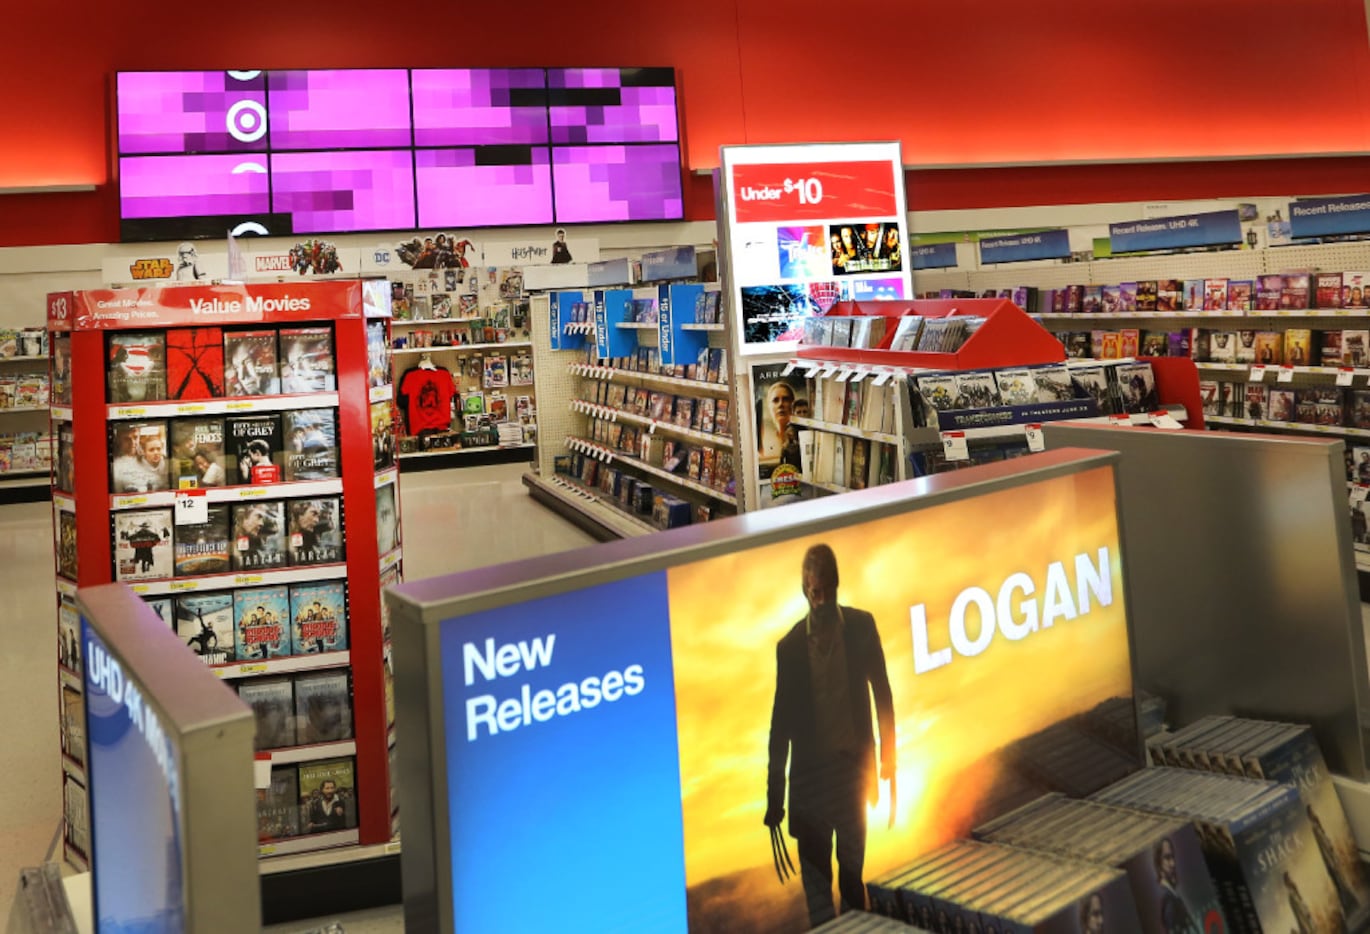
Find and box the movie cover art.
[61,683,85,767]
[742,284,839,347]
[1070,366,1115,415]
[113,508,173,581]
[51,333,72,407]
[366,321,390,389]
[165,326,225,400]
[58,598,80,674]
[176,591,235,664]
[223,329,279,397]
[237,677,295,750]
[56,508,77,581]
[290,581,349,654]
[371,402,396,471]
[1115,363,1159,415]
[258,765,301,842]
[776,226,829,279]
[282,408,338,481]
[107,331,167,404]
[234,585,291,660]
[376,481,399,555]
[142,596,174,630]
[109,421,171,493]
[227,414,283,484]
[279,327,336,393]
[663,467,1136,932]
[752,364,805,485]
[169,417,227,488]
[172,503,230,576]
[828,222,903,275]
[299,757,358,834]
[287,497,344,566]
[294,670,354,744]
[231,501,287,571]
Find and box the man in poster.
[764,544,895,927]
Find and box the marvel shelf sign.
[718,142,914,359]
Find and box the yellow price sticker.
[236,574,263,586]
[170,580,196,591]
[239,663,268,675]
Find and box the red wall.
[5,0,1370,246]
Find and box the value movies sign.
[435,464,1141,933]
[719,142,915,359]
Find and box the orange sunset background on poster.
[665,466,1136,931]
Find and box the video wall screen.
[115,67,684,241]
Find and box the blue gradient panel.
[83,618,185,933]
[439,574,687,932]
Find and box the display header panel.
[78,583,258,934]
[717,142,914,357]
[114,67,684,241]
[389,450,1140,934]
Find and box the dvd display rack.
[49,281,402,870]
[524,255,737,539]
[0,326,53,499]
[386,264,536,465]
[746,299,1198,504]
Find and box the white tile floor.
[0,463,596,933]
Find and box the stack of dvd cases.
[811,910,930,932]
[973,794,1226,934]
[866,839,1144,933]
[1091,768,1346,933]
[1149,716,1370,927]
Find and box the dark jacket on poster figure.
[766,606,895,835]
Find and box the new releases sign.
[432,460,1138,933]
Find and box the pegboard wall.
[915,242,1370,298]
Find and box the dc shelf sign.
[387,449,1141,934]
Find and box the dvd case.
[231,501,287,571]
[234,585,291,660]
[107,331,167,403]
[279,327,336,393]
[287,497,344,566]
[169,416,227,488]
[289,581,349,654]
[299,757,358,834]
[165,326,225,400]
[281,408,339,481]
[227,414,283,484]
[177,591,235,664]
[294,670,354,745]
[224,329,280,396]
[238,677,296,750]
[112,508,173,581]
[172,504,230,576]
[109,420,171,493]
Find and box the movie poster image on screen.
[258,765,300,843]
[279,326,336,393]
[741,283,839,347]
[237,677,295,751]
[165,326,224,400]
[112,508,173,581]
[376,481,399,555]
[294,670,353,744]
[106,330,167,403]
[371,401,395,471]
[227,413,282,484]
[223,329,280,397]
[282,408,338,481]
[176,591,235,664]
[290,581,349,655]
[776,226,829,279]
[169,416,226,488]
[234,585,291,661]
[829,221,903,275]
[286,497,343,566]
[299,757,357,834]
[230,500,287,571]
[109,420,171,493]
[56,508,77,580]
[172,503,230,576]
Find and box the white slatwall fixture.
[1084,250,1265,286]
[1262,243,1370,275]
[528,293,586,478]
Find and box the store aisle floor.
[0,463,595,932]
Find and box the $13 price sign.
[730,161,899,224]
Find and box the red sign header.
[730,160,900,224]
[47,292,75,332]
[64,281,363,330]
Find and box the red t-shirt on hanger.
[398,366,456,433]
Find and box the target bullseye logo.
[226,99,267,143]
